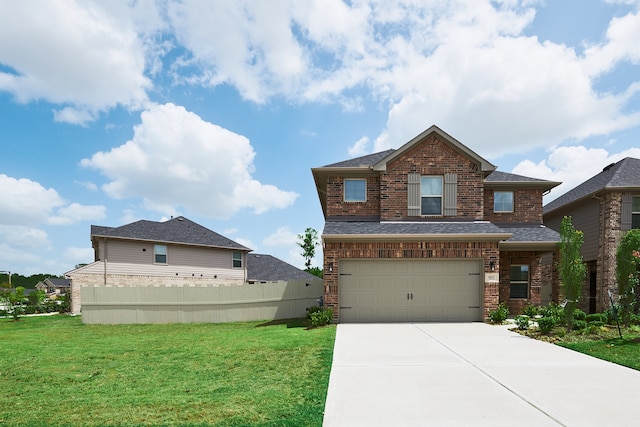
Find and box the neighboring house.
[312,125,561,322]
[35,278,71,295]
[543,157,640,314]
[66,216,322,324]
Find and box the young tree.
[558,216,587,331]
[7,286,26,321]
[297,228,319,271]
[616,229,640,326]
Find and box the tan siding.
[544,199,600,262]
[71,262,245,281]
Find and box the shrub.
[306,305,322,319]
[514,315,530,330]
[488,303,509,324]
[572,309,587,321]
[522,304,540,317]
[537,316,556,334]
[540,303,564,324]
[604,305,622,325]
[309,309,333,328]
[572,319,587,331]
[586,313,606,324]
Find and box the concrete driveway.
[323,323,640,426]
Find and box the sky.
[2,0,640,276]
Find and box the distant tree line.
[0,273,63,288]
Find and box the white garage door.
[339,259,482,322]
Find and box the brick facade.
[484,189,544,224]
[499,251,543,315]
[381,135,484,220]
[326,175,380,217]
[597,192,623,311]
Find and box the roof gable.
[372,125,496,173]
[544,157,640,213]
[91,216,251,251]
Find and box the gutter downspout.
[103,237,108,287]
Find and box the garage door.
[339,259,482,322]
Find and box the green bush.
[572,319,587,330]
[309,309,333,328]
[522,304,540,317]
[537,316,556,334]
[488,303,509,324]
[586,313,606,324]
[572,309,587,321]
[306,305,322,319]
[540,303,564,324]
[604,305,622,325]
[514,315,530,330]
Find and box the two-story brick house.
[543,157,640,313]
[312,125,561,322]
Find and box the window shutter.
[444,173,457,216]
[622,193,632,231]
[408,172,421,216]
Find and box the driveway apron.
[323,323,640,427]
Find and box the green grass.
[559,332,640,371]
[0,315,336,426]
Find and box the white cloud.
[348,136,371,157]
[64,247,94,265]
[234,237,256,252]
[0,174,106,227]
[0,225,50,250]
[0,0,151,123]
[81,103,298,219]
[263,226,298,246]
[49,203,106,226]
[512,145,640,202]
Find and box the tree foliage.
[558,216,587,331]
[616,229,640,326]
[297,228,319,271]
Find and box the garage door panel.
[339,259,482,323]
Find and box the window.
[633,196,640,229]
[232,251,242,268]
[510,265,529,299]
[154,245,167,264]
[494,191,514,213]
[421,176,443,215]
[344,179,366,202]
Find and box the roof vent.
[603,163,615,172]
[177,216,184,221]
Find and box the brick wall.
[379,134,484,220]
[499,251,543,315]
[598,192,623,311]
[483,189,544,223]
[323,240,500,322]
[326,175,380,217]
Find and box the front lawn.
[0,315,336,426]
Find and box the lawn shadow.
[255,318,309,329]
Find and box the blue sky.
[2,0,640,276]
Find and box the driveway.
[323,323,640,426]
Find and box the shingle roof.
[323,149,396,168]
[246,254,320,282]
[323,221,510,237]
[485,171,552,183]
[498,225,560,243]
[91,216,251,250]
[544,157,640,214]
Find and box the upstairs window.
[633,196,640,229]
[510,265,529,299]
[232,251,243,268]
[421,176,443,216]
[344,179,366,202]
[494,191,514,213]
[154,245,167,264]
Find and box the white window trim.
[421,176,443,216]
[232,251,243,269]
[154,244,167,265]
[344,178,367,202]
[494,191,514,213]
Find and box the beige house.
[312,125,562,322]
[66,216,322,324]
[543,157,640,313]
